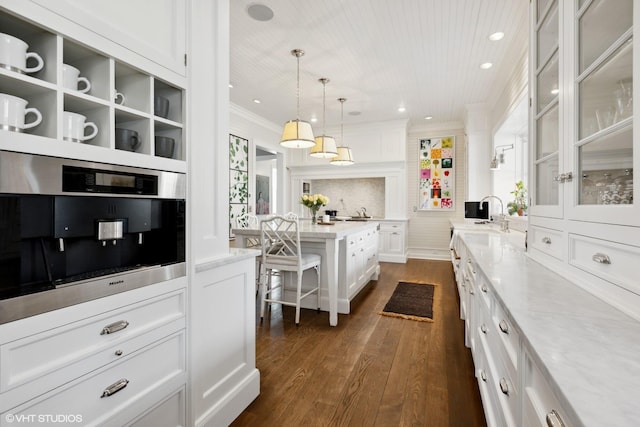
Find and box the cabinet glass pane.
[579,38,633,139]
[537,0,552,23]
[537,52,559,112]
[536,104,559,159]
[578,126,633,205]
[537,2,558,65]
[579,0,632,73]
[536,155,560,205]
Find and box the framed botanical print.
[418,136,455,210]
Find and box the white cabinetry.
[522,349,574,427]
[529,0,640,321]
[31,0,186,76]
[378,220,408,263]
[451,235,525,427]
[0,5,186,171]
[345,227,379,299]
[0,279,187,426]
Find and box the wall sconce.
[490,144,514,170]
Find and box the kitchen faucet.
[357,207,368,218]
[480,195,509,232]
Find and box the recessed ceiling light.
[229,83,234,88]
[310,116,318,123]
[398,106,406,112]
[480,62,493,69]
[424,116,433,120]
[550,88,559,95]
[489,32,504,41]
[253,99,261,104]
[247,3,274,21]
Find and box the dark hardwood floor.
[231,259,486,427]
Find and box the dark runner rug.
[379,281,436,322]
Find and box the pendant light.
[310,78,338,158]
[331,98,355,165]
[280,49,315,148]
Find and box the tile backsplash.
[310,178,385,218]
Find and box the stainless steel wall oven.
[0,151,186,324]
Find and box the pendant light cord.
[296,53,300,120]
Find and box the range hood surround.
[289,161,407,219]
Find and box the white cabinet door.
[32,0,187,76]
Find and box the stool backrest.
[260,216,301,267]
[236,213,260,247]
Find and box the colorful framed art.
[418,136,455,210]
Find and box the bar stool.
[259,215,320,325]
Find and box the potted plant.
[507,180,528,216]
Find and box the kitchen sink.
[346,216,372,221]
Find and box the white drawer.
[476,274,492,313]
[523,352,575,427]
[1,289,185,394]
[529,225,564,261]
[379,222,404,232]
[491,355,519,427]
[491,301,520,375]
[128,386,185,427]
[3,331,186,427]
[569,233,640,295]
[476,334,504,427]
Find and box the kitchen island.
[233,220,380,326]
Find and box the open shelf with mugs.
[0,8,186,171]
[114,61,151,113]
[62,39,110,102]
[0,13,56,85]
[115,109,152,155]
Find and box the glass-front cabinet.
[531,0,562,218]
[571,0,636,225]
[531,0,638,226]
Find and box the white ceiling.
[230,0,529,129]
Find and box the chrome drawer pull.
[499,378,509,395]
[481,285,488,293]
[498,320,509,334]
[542,237,552,244]
[592,253,611,264]
[480,370,487,382]
[469,288,475,295]
[100,378,129,398]
[114,349,123,356]
[100,320,129,335]
[546,409,565,427]
[480,324,487,334]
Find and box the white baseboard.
[407,248,450,261]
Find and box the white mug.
[322,215,330,223]
[0,93,42,132]
[62,64,91,94]
[0,32,44,74]
[113,90,125,105]
[63,111,98,142]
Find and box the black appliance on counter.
[0,151,186,324]
[464,201,489,220]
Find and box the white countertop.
[452,223,640,427]
[232,220,379,239]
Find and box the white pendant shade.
[280,119,316,148]
[330,146,354,165]
[310,135,338,158]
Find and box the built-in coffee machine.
[0,151,186,323]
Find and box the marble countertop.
[232,220,379,239]
[453,224,640,427]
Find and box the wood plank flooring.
[231,259,486,427]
